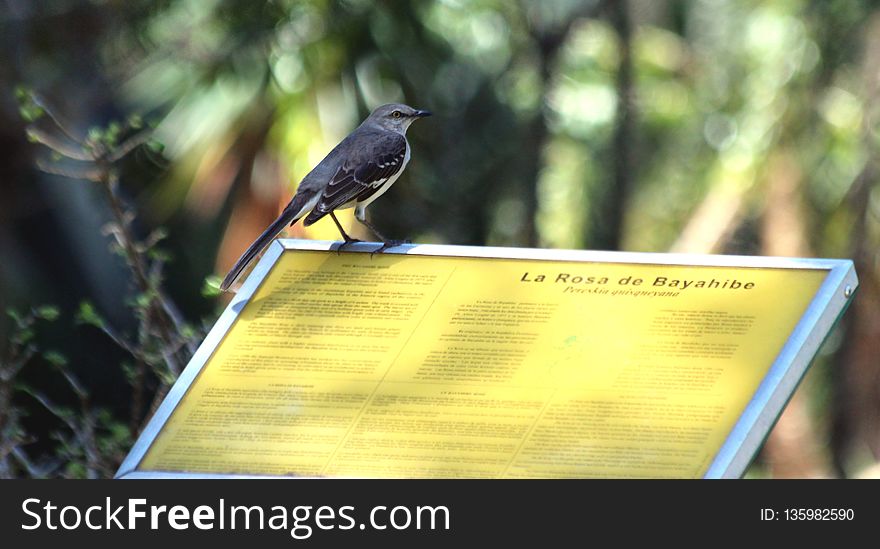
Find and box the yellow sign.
[139,250,828,478]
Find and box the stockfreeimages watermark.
[21,498,450,539]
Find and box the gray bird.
[220,103,431,292]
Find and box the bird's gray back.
[296,138,349,194]
[297,126,405,194]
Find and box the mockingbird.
[220,103,431,292]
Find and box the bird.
[220,103,431,292]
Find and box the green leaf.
[19,105,44,123]
[147,248,172,262]
[35,305,60,321]
[120,361,137,384]
[51,405,75,422]
[104,121,121,147]
[65,462,87,479]
[96,408,115,424]
[6,307,22,323]
[146,139,165,153]
[127,114,143,129]
[202,275,223,298]
[14,85,30,101]
[134,292,153,309]
[13,328,35,345]
[43,351,67,367]
[107,422,132,444]
[158,369,177,386]
[75,301,106,329]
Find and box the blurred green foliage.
[1,0,879,477]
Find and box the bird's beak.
[413,109,432,118]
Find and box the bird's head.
[365,103,432,133]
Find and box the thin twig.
[35,158,103,182]
[27,390,78,433]
[30,94,84,145]
[107,129,155,163]
[99,169,185,377]
[26,127,92,161]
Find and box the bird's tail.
[220,199,307,292]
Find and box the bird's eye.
[392,110,402,118]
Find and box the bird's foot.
[335,238,363,254]
[371,239,410,256]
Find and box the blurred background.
[1,0,878,478]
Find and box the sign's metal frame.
[116,239,859,479]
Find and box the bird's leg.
[355,207,410,254]
[371,240,410,254]
[330,211,361,253]
[330,211,359,242]
[354,207,387,242]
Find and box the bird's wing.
[303,131,407,225]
